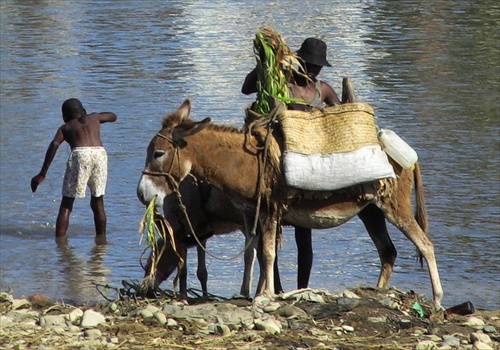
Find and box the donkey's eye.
[154,150,165,159]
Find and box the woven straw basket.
[277,102,379,154]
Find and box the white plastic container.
[378,129,418,169]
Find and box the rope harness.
[244,101,286,235]
[141,132,181,183]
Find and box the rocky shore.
[1,286,498,350]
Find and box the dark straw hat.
[296,38,332,67]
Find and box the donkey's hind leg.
[358,204,397,289]
[386,211,444,310]
[196,242,208,297]
[386,201,443,310]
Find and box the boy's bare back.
[61,112,117,149]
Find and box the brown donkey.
[137,99,444,310]
[141,171,404,301]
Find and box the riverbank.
[1,286,498,349]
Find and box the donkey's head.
[137,99,211,207]
[142,237,188,293]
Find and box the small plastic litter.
[412,301,425,317]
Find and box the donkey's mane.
[205,122,242,134]
[161,116,243,135]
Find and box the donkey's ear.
[162,99,192,129]
[177,99,191,122]
[171,117,211,144]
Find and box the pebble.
[39,314,66,328]
[18,320,37,330]
[216,324,231,336]
[0,315,14,328]
[68,324,80,332]
[438,345,452,350]
[415,340,437,350]
[138,308,154,318]
[473,341,494,350]
[483,325,496,333]
[263,302,281,312]
[253,295,271,308]
[154,311,167,325]
[367,316,387,323]
[65,308,84,323]
[162,304,181,316]
[166,318,178,327]
[11,299,30,310]
[84,328,102,339]
[254,318,281,334]
[424,334,442,342]
[341,325,354,332]
[463,316,486,330]
[280,288,326,303]
[275,305,308,318]
[471,332,492,345]
[379,297,399,310]
[110,336,119,344]
[52,325,66,334]
[340,290,361,299]
[441,335,460,347]
[109,302,118,312]
[80,309,106,328]
[337,297,360,311]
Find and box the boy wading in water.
[31,98,117,241]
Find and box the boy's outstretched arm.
[95,112,117,123]
[31,128,64,193]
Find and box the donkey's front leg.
[240,229,257,298]
[256,215,277,297]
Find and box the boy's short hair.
[62,98,85,121]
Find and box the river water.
[1,1,498,309]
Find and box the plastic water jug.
[378,129,418,169]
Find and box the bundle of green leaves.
[138,196,184,286]
[252,27,303,114]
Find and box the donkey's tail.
[413,162,428,266]
[413,162,428,233]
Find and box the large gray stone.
[80,309,106,328]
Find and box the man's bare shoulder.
[319,80,335,90]
[320,81,341,105]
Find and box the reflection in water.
[55,238,110,303]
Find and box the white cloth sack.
[283,145,396,191]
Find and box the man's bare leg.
[295,226,313,289]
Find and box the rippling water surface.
[1,1,498,309]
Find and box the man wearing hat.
[242,37,341,291]
[288,37,341,109]
[242,37,341,110]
